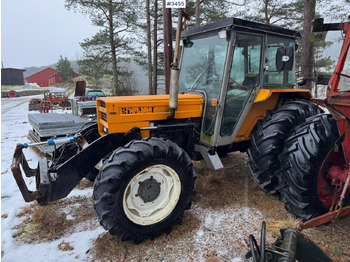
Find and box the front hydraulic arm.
[11,128,141,205]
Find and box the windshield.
[87,91,105,96]
[179,34,229,101]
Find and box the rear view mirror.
[276,46,294,71]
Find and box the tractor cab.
[178,18,300,148]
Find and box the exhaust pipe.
[169,10,184,118]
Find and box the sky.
[0,0,347,70]
[1,0,99,69]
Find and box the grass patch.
[58,241,74,251]
[1,85,47,91]
[203,250,223,262]
[93,233,123,259]
[13,196,96,243]
[330,243,342,256]
[91,211,201,261]
[265,215,301,236]
[13,203,72,243]
[76,178,94,190]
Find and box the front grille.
[101,112,107,121]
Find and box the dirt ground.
[13,152,350,261]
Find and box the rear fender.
[234,89,313,142]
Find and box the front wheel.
[93,137,196,242]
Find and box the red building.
[47,73,61,86]
[26,67,79,87]
[48,72,79,86]
[26,68,57,87]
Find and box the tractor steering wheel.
[229,78,250,90]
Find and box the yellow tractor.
[12,17,321,243]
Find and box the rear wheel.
[278,114,350,220]
[247,100,322,193]
[93,137,196,242]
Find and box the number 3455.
[166,0,186,8]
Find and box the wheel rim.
[123,164,181,226]
[317,148,345,207]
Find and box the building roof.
[47,73,59,78]
[25,67,56,79]
[2,68,26,72]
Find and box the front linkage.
[11,127,141,205]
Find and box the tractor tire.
[78,119,102,181]
[79,119,99,144]
[278,114,349,220]
[93,137,196,243]
[8,90,17,98]
[247,99,322,194]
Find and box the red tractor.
[28,90,71,112]
[278,17,350,230]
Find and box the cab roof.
[181,17,301,39]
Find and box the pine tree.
[236,0,303,29]
[65,0,138,96]
[56,55,74,82]
[186,0,233,28]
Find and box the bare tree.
[301,0,316,89]
[146,0,153,95]
[152,0,159,95]
[195,0,201,26]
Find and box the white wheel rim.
[123,164,181,226]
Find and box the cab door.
[216,32,264,146]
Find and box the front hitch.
[11,128,142,204]
[11,144,50,204]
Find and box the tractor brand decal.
[120,106,155,115]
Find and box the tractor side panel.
[96,94,203,137]
[234,92,279,142]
